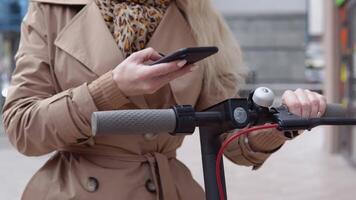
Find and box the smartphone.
[151,47,219,66]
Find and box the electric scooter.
[91,87,356,200]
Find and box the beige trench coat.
[3,0,275,199]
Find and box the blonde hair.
[176,0,247,96]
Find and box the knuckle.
[316,94,326,103]
[301,102,310,110]
[130,52,139,59]
[291,102,301,110]
[131,51,139,56]
[282,90,292,100]
[145,47,155,54]
[283,90,293,95]
[295,88,303,92]
[311,99,319,106]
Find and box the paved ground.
[179,127,356,200]
[0,139,50,200]
[1,127,356,200]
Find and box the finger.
[282,90,302,116]
[149,52,163,61]
[131,47,161,62]
[295,88,312,118]
[316,93,327,117]
[143,60,187,77]
[305,90,320,118]
[155,64,193,86]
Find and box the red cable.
[216,124,279,200]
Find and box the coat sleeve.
[195,72,288,169]
[2,3,127,156]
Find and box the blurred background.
[0,0,356,199]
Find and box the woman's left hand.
[246,89,327,154]
[281,88,327,118]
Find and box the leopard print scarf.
[95,0,171,57]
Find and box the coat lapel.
[54,1,203,108]
[54,1,149,108]
[54,1,124,76]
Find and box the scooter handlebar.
[324,103,348,118]
[91,103,350,136]
[92,109,177,136]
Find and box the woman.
[3,0,326,199]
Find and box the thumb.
[131,47,162,62]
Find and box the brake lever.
[270,106,314,131]
[271,106,356,131]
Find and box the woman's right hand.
[112,47,195,97]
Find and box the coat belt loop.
[153,152,179,200]
[145,154,160,200]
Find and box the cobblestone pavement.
[1,127,356,200]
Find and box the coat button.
[144,133,158,140]
[145,179,156,193]
[85,177,99,192]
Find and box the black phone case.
[151,47,219,65]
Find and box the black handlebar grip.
[92,109,177,136]
[323,103,348,118]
